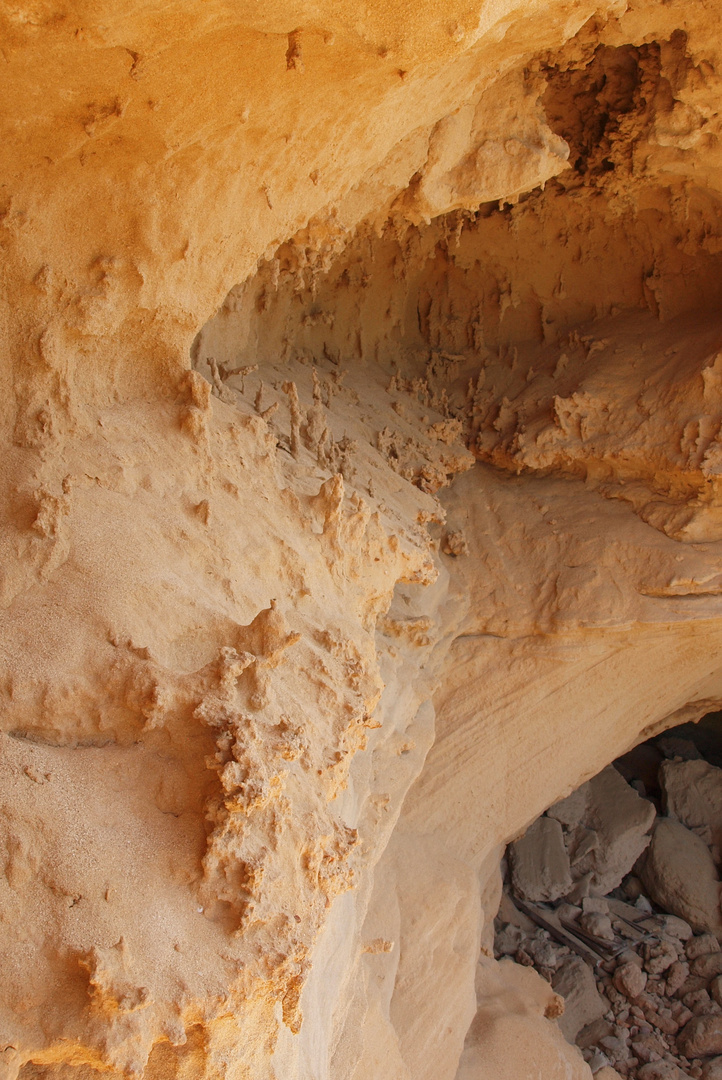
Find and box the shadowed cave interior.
[496,714,722,1079]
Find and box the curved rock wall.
[2,2,722,1079]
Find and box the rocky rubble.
[495,733,722,1080]
[509,766,656,904]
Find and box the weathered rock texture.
[2,1,722,1079]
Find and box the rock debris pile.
[496,732,722,1080]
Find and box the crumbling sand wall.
[2,2,722,1079]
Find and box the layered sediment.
[2,2,722,1079]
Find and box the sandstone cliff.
[2,2,722,1079]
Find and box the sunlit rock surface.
[2,2,722,1078]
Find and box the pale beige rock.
[667,961,691,997]
[575,766,656,895]
[692,954,722,981]
[372,452,722,1080]
[688,935,722,961]
[455,959,592,1080]
[552,957,607,1043]
[640,820,722,937]
[580,911,615,942]
[497,891,536,934]
[646,941,680,976]
[510,816,573,902]
[663,759,722,852]
[637,1064,693,1080]
[569,826,600,866]
[679,1015,722,1058]
[578,1019,615,1051]
[632,1034,667,1064]
[661,916,695,943]
[2,1,722,1079]
[614,962,648,1001]
[583,897,610,916]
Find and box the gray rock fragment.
[548,783,590,828]
[510,816,572,902]
[574,766,656,895]
[639,819,722,937]
[553,955,607,1042]
[662,760,722,852]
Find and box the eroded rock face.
[2,2,722,1080]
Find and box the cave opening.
[496,712,722,1079]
